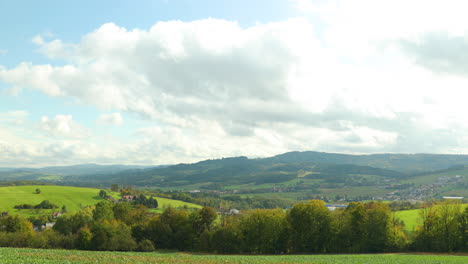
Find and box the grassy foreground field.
[0,248,467,264]
[0,185,200,217]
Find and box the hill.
[70,156,407,187]
[2,151,468,201]
[0,164,158,182]
[0,185,200,218]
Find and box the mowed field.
[395,204,468,231]
[0,248,467,264]
[0,185,200,217]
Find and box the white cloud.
[39,115,90,139]
[3,12,468,166]
[97,113,124,126]
[0,110,29,125]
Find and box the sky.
[2,0,468,167]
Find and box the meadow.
[0,185,200,217]
[395,203,468,231]
[0,248,466,264]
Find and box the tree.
[145,208,194,250]
[93,201,114,222]
[111,184,120,192]
[99,190,107,199]
[238,209,287,254]
[191,207,217,234]
[133,195,158,208]
[54,211,92,235]
[364,202,393,252]
[342,202,368,253]
[76,226,93,250]
[35,188,41,194]
[113,202,132,225]
[0,215,33,235]
[287,200,333,253]
[90,220,136,251]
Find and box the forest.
[0,199,466,254]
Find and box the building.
[52,212,62,219]
[120,195,137,202]
[326,204,348,211]
[443,196,464,200]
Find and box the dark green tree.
[99,190,107,199]
[287,200,333,253]
[93,201,114,222]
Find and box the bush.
[137,239,155,252]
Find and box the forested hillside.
[1,151,468,201]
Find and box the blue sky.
[0,0,294,124]
[2,0,468,167]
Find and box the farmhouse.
[52,212,62,219]
[120,195,137,202]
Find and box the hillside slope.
[0,185,200,217]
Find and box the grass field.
[0,185,200,217]
[395,204,468,231]
[0,248,466,264]
[394,209,420,231]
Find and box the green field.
[395,209,420,231]
[395,204,468,231]
[0,248,466,264]
[0,185,200,217]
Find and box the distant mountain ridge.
[3,151,468,190]
[0,164,159,182]
[269,151,468,173]
[58,151,468,188]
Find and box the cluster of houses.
[105,194,137,203]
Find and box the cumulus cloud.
[0,110,29,125]
[39,115,90,139]
[3,10,468,166]
[97,113,124,126]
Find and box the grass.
[0,185,200,218]
[0,248,467,264]
[395,204,468,231]
[149,197,202,213]
[394,209,420,231]
[0,185,120,217]
[407,167,468,185]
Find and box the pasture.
[0,185,200,217]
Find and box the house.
[45,222,55,229]
[120,195,137,202]
[52,212,62,219]
[443,196,464,200]
[1,211,8,217]
[326,204,348,211]
[228,208,240,215]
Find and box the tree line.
[0,200,466,253]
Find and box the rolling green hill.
[0,185,200,217]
